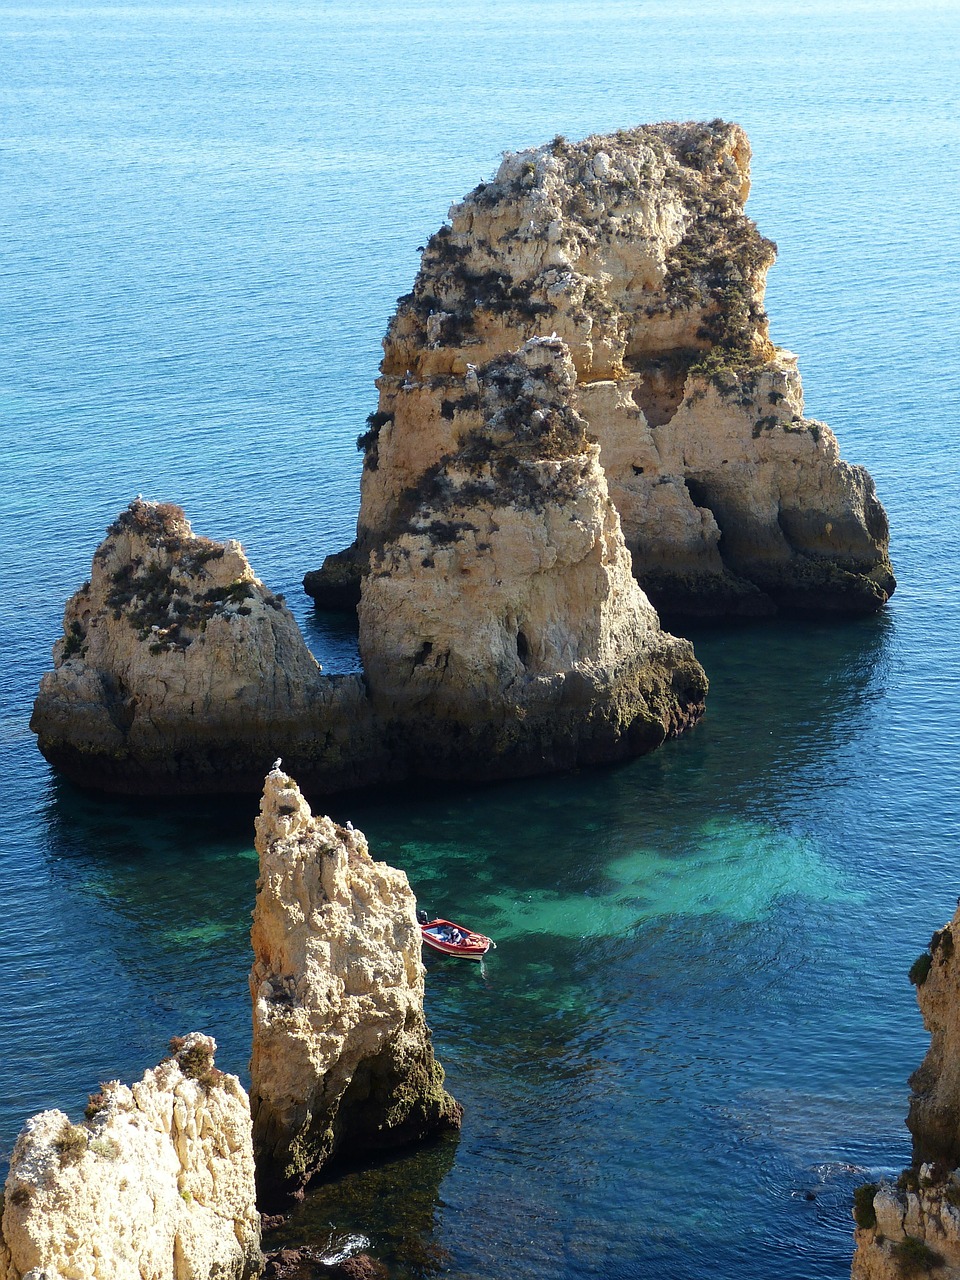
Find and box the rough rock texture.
[307,120,894,619]
[851,909,960,1278]
[249,768,461,1203]
[358,336,706,775]
[34,460,704,791]
[852,1172,960,1279]
[31,499,382,794]
[0,1034,261,1280]
[907,913,960,1167]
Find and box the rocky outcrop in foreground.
[852,909,960,1278]
[249,767,461,1202]
[308,119,894,619]
[0,1033,261,1280]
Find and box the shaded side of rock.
[302,548,362,612]
[249,769,461,1204]
[0,1033,262,1280]
[311,120,893,620]
[357,337,706,776]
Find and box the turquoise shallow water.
[2,1,960,1276]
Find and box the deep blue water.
[2,2,959,1277]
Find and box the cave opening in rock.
[516,629,530,665]
[627,349,697,427]
[684,476,728,559]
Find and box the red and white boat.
[419,917,495,961]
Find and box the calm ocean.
[1,1,959,1276]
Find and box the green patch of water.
[460,820,859,943]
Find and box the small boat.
[419,917,495,960]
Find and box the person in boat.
[434,924,467,944]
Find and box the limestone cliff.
[852,909,960,1279]
[306,120,893,619]
[249,767,461,1202]
[30,499,382,794]
[358,336,706,775]
[0,1033,261,1280]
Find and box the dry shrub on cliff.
[852,1182,878,1229]
[53,1120,88,1165]
[168,1035,225,1093]
[891,1235,944,1274]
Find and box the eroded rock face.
[358,337,706,774]
[249,768,461,1202]
[907,914,960,1167]
[30,499,381,794]
[851,909,960,1279]
[307,120,893,619]
[0,1033,261,1280]
[852,1173,960,1279]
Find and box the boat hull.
[420,918,493,961]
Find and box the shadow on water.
[32,776,262,1084]
[299,606,364,675]
[267,1132,461,1278]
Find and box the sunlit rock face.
[851,908,960,1279]
[0,1034,262,1280]
[249,767,461,1203]
[30,499,381,794]
[357,336,707,776]
[307,119,893,620]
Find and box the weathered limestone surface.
[308,120,893,619]
[852,909,960,1279]
[0,1034,261,1280]
[33,453,705,792]
[853,1173,960,1279]
[30,500,383,794]
[358,337,706,774]
[249,768,461,1202]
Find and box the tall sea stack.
[358,336,706,775]
[249,767,461,1203]
[308,120,893,619]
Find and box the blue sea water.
[1,1,959,1276]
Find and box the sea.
[1,1,959,1276]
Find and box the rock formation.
[307,119,894,619]
[358,336,705,774]
[852,909,960,1278]
[33,455,705,791]
[0,1033,261,1280]
[30,499,382,794]
[249,767,461,1202]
